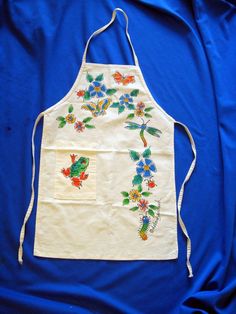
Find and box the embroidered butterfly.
[112,71,135,85]
[81,98,112,117]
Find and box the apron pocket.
[54,149,96,200]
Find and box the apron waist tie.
[18,112,44,265]
[175,121,197,278]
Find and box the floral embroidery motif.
[121,147,161,240]
[110,89,139,114]
[112,71,135,85]
[125,119,162,147]
[126,101,154,120]
[78,72,118,117]
[56,105,95,132]
[61,154,89,188]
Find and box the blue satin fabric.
[0,0,235,313]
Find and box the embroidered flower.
[77,90,85,97]
[74,121,85,132]
[119,94,133,107]
[135,109,144,117]
[138,199,149,211]
[129,189,142,202]
[136,159,157,178]
[65,114,76,124]
[136,102,145,110]
[88,81,107,98]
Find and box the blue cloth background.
[0,0,235,313]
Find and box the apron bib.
[18,8,196,277]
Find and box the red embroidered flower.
[74,121,85,132]
[77,90,85,97]
[138,199,149,211]
[61,167,70,177]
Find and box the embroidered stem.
[140,129,147,147]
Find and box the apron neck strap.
[175,120,197,278]
[82,8,139,66]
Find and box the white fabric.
[18,111,44,264]
[174,121,197,277]
[82,8,139,66]
[18,8,197,278]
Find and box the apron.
[18,8,196,278]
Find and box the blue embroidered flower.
[119,94,133,106]
[136,159,157,178]
[88,81,107,98]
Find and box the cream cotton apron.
[18,8,196,278]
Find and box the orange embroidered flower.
[129,189,142,202]
[77,90,85,97]
[65,114,76,124]
[135,109,144,117]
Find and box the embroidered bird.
[61,154,90,188]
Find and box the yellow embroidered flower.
[135,109,144,117]
[65,114,76,124]
[129,189,142,202]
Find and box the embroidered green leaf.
[126,113,135,119]
[68,104,73,113]
[110,102,119,108]
[85,123,95,128]
[142,191,152,197]
[56,116,65,122]
[118,105,125,114]
[58,120,66,128]
[132,174,143,185]
[144,107,154,112]
[145,113,152,118]
[84,91,91,100]
[149,204,159,210]
[83,117,93,123]
[129,150,140,161]
[148,209,155,217]
[123,198,130,205]
[86,73,93,82]
[121,191,129,197]
[142,147,151,158]
[127,104,135,110]
[130,89,139,97]
[137,184,142,192]
[130,206,139,211]
[106,88,117,96]
[95,74,104,81]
